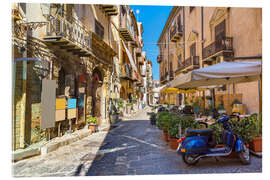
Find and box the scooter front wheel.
[239,144,250,165]
[182,154,200,165]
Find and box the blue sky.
[130,5,173,80]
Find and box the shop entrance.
[91,68,103,124]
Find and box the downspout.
[201,6,206,111]
[182,7,185,106]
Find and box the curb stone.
[12,129,92,161]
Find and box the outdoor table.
[195,118,204,121]
[239,114,251,118]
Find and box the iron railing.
[46,14,92,52]
[202,37,233,59]
[170,24,183,41]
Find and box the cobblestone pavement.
[12,108,262,177]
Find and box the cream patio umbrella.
[170,61,261,89]
[169,60,262,114]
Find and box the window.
[190,6,195,13]
[190,43,196,57]
[95,19,104,40]
[215,20,226,40]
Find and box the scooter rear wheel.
[239,144,250,165]
[182,154,200,165]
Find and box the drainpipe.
[201,6,206,111]
[182,7,185,106]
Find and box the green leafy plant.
[126,103,132,107]
[231,98,242,107]
[156,111,171,130]
[209,122,223,144]
[116,98,125,109]
[230,116,257,143]
[216,103,225,110]
[167,114,181,138]
[87,116,97,124]
[206,96,212,100]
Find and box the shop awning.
[170,61,262,89]
[121,40,138,72]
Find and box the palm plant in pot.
[156,111,171,142]
[87,115,97,133]
[167,114,181,149]
[248,114,262,152]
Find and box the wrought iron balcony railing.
[119,11,135,42]
[100,5,118,16]
[120,63,132,79]
[202,37,233,60]
[170,25,183,42]
[44,14,92,57]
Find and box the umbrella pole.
[258,75,262,114]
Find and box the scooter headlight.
[180,148,186,152]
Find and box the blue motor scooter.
[176,115,250,165]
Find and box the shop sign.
[68,98,77,109]
[56,98,66,110]
[55,109,66,121]
[67,108,77,119]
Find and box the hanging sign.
[56,98,66,110]
[68,98,77,109]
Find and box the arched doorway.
[91,68,103,123]
[120,87,125,99]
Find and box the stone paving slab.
[12,107,262,177]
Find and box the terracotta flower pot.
[89,124,97,133]
[162,130,169,142]
[169,137,179,150]
[249,137,262,152]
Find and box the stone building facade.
[12,3,119,150]
[157,6,262,114]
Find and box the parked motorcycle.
[176,115,250,165]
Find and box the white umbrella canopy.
[170,61,262,89]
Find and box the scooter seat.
[186,128,213,137]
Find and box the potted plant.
[110,104,119,124]
[87,116,97,133]
[150,112,157,125]
[126,103,132,114]
[156,111,171,142]
[248,114,262,152]
[167,114,181,149]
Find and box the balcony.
[181,56,200,73]
[141,65,146,77]
[202,37,234,63]
[160,72,168,84]
[170,25,183,42]
[138,57,144,65]
[135,74,144,87]
[43,14,92,57]
[157,55,163,63]
[120,63,132,80]
[100,5,118,16]
[119,13,135,42]
[136,47,142,56]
